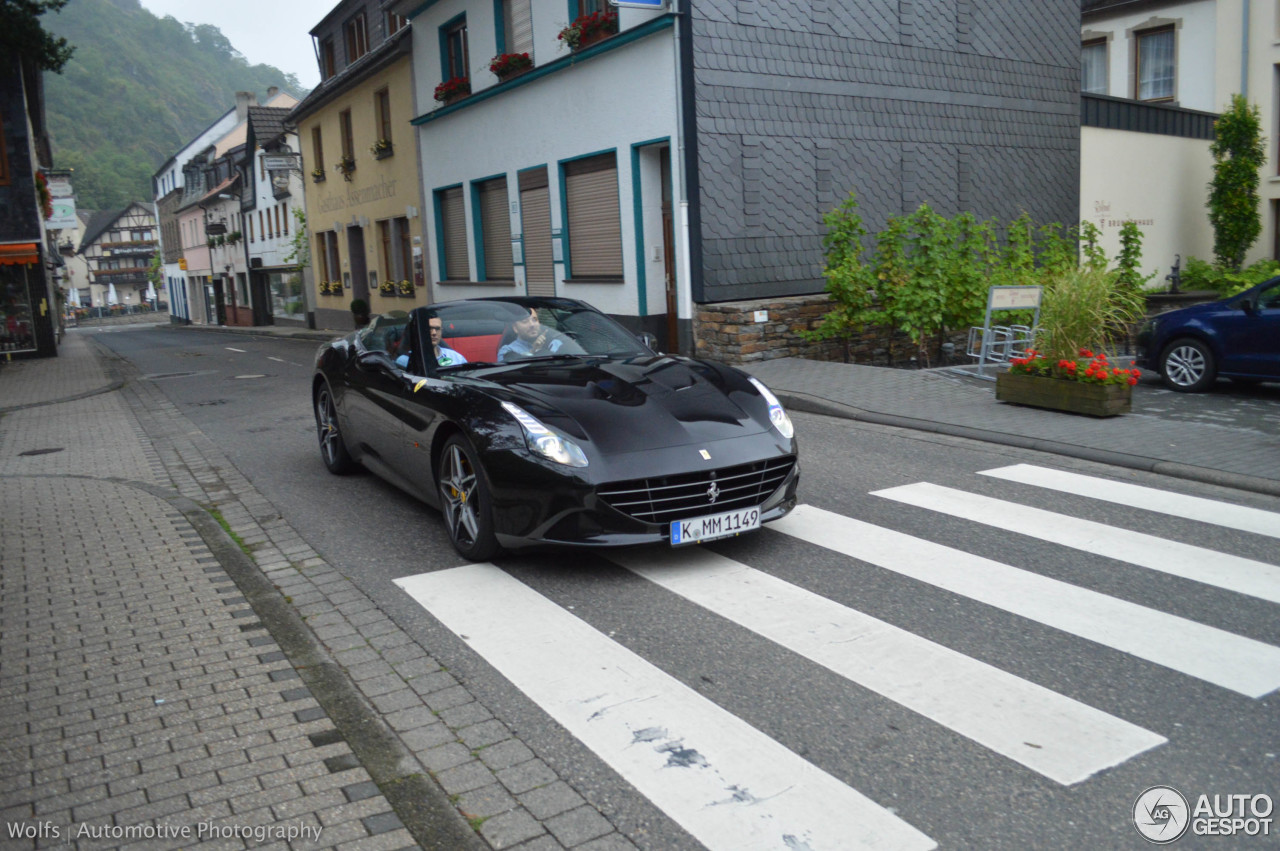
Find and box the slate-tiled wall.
[691,0,1082,303]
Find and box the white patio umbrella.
[107,283,118,306]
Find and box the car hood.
[472,356,770,453]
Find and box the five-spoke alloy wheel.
[437,434,499,561]
[315,384,356,473]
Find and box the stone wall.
[694,294,968,367]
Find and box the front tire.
[1160,338,1216,392]
[315,384,356,473]
[437,434,500,561]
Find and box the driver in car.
[498,307,568,362]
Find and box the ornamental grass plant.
[1012,265,1146,383]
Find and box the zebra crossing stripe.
[979,464,1280,540]
[770,505,1280,697]
[395,564,937,851]
[608,547,1165,785]
[872,483,1280,605]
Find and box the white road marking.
[770,505,1280,697]
[607,547,1165,784]
[395,564,936,851]
[872,483,1280,604]
[979,464,1280,540]
[225,347,246,352]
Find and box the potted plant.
[490,52,533,82]
[995,266,1146,416]
[369,138,393,159]
[398,279,414,296]
[434,76,471,105]
[335,156,357,181]
[557,10,618,51]
[311,166,326,183]
[350,298,370,328]
[379,279,396,295]
[226,230,242,245]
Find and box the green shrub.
[1180,256,1280,297]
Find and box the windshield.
[428,299,651,367]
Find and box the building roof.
[78,207,125,252]
[287,26,411,124]
[247,106,292,148]
[1082,0,1173,14]
[77,202,156,251]
[211,91,299,158]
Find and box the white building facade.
[394,0,681,343]
[1081,0,1280,280]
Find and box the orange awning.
[0,243,39,265]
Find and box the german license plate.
[671,506,760,546]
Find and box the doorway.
[347,226,369,304]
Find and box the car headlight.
[748,377,795,439]
[501,401,589,467]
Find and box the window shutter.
[509,0,533,56]
[440,187,469,280]
[478,179,513,280]
[564,155,622,278]
[521,185,554,296]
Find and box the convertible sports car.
[312,297,800,560]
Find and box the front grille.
[598,456,796,524]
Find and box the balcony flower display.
[398,279,413,296]
[557,11,618,51]
[335,156,356,181]
[311,166,326,183]
[369,138,393,159]
[490,52,533,81]
[434,76,471,105]
[379,279,396,295]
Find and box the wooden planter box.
[995,371,1132,417]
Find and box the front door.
[348,226,369,305]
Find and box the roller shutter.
[439,186,469,281]
[564,154,622,278]
[478,178,513,280]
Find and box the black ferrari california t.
[312,297,799,560]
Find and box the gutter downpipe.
[673,0,701,356]
[1240,0,1250,97]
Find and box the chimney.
[267,86,279,100]
[234,91,258,122]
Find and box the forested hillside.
[41,0,308,210]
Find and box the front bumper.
[486,433,800,551]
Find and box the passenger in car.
[397,317,468,368]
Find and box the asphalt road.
[98,324,1280,850]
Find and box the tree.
[0,0,75,72]
[1207,94,1266,271]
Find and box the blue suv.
[1136,277,1280,392]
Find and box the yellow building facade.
[292,39,426,330]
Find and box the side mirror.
[638,331,661,353]
[356,350,395,372]
[1241,298,1259,316]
